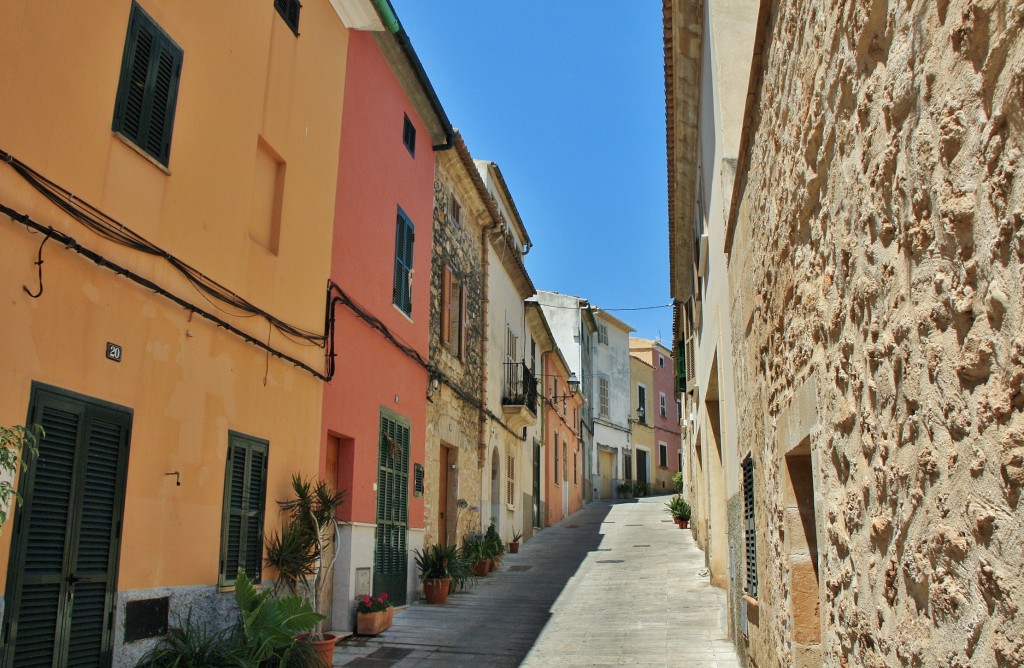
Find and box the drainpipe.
[372,0,455,151]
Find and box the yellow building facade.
[0,1,352,663]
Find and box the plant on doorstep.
[483,521,506,570]
[263,474,346,654]
[356,592,394,636]
[413,543,460,604]
[616,481,633,498]
[0,424,42,531]
[463,533,489,576]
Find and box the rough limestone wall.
[424,169,485,548]
[728,1,1024,667]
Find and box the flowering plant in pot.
[356,592,393,635]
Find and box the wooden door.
[4,385,132,667]
[438,447,449,546]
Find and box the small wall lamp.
[549,372,581,405]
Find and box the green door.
[3,385,132,667]
[374,411,409,605]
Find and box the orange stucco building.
[320,20,452,625]
[542,349,585,526]
[0,0,352,663]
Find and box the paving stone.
[331,496,741,667]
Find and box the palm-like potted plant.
[413,543,459,604]
[665,495,691,528]
[263,475,346,660]
[462,532,489,576]
[508,529,523,554]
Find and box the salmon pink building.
[321,8,452,630]
[630,338,683,492]
[541,344,584,526]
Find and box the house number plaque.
[106,342,123,363]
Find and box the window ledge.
[392,303,414,323]
[743,594,758,610]
[113,131,171,175]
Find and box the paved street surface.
[332,496,741,667]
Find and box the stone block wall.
[727,2,1024,666]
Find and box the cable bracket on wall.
[22,228,52,299]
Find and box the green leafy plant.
[0,424,42,531]
[616,481,633,497]
[632,481,648,497]
[413,543,459,582]
[511,529,523,545]
[665,495,691,521]
[356,592,392,613]
[264,475,346,640]
[235,569,324,666]
[137,609,246,667]
[461,532,485,564]
[483,521,505,559]
[672,471,685,494]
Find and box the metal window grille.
[742,454,757,597]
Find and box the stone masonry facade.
[424,146,487,548]
[727,2,1024,667]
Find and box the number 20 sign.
[106,342,123,363]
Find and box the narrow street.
[333,496,740,667]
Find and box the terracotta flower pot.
[678,519,689,528]
[472,560,490,576]
[509,542,520,554]
[423,577,451,604]
[300,632,339,664]
[357,609,393,636]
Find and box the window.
[392,208,414,315]
[274,0,301,34]
[742,454,758,597]
[219,432,268,586]
[554,433,560,486]
[659,442,668,468]
[402,114,416,156]
[449,192,462,227]
[597,323,609,345]
[573,444,578,484]
[506,326,519,362]
[659,355,665,368]
[599,378,609,416]
[677,399,683,424]
[637,385,647,423]
[113,3,183,167]
[506,454,516,507]
[441,265,465,357]
[563,440,568,482]
[660,392,667,418]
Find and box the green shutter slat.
[121,22,153,142]
[220,435,268,584]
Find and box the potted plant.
[356,592,393,636]
[234,569,324,667]
[413,543,458,604]
[672,471,685,495]
[0,423,42,532]
[665,495,691,528]
[483,521,505,571]
[263,475,346,661]
[508,529,523,554]
[633,481,648,497]
[616,480,633,499]
[463,533,489,576]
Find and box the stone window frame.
[440,264,466,359]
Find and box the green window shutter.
[675,340,687,393]
[392,209,414,315]
[219,433,268,585]
[113,3,183,166]
[274,0,301,35]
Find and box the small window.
[597,323,609,345]
[402,114,416,156]
[392,209,415,315]
[113,3,183,167]
[637,385,647,423]
[441,265,465,358]
[274,0,301,35]
[219,432,269,586]
[659,355,665,368]
[449,192,462,227]
[742,454,758,597]
[599,378,609,416]
[660,392,667,418]
[506,454,516,507]
[659,442,668,468]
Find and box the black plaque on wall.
[124,596,169,642]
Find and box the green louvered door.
[374,411,409,605]
[3,385,132,667]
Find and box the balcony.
[502,361,538,431]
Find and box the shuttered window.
[599,378,609,416]
[112,3,183,167]
[742,454,758,597]
[441,265,465,358]
[219,433,268,586]
[375,411,410,603]
[659,442,668,468]
[393,209,415,315]
[553,434,559,486]
[506,453,516,507]
[274,0,301,35]
[402,114,416,156]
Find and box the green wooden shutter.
[374,412,409,604]
[113,3,183,166]
[219,434,268,585]
[392,210,415,315]
[5,387,132,667]
[676,340,687,392]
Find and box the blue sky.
[391,1,671,342]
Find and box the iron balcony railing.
[503,361,538,416]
